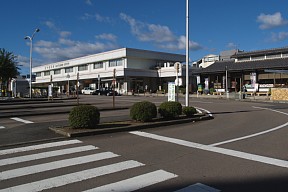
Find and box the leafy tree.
[0,48,20,96]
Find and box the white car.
[81,87,95,95]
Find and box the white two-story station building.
[32,48,186,95]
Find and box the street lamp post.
[185,0,189,106]
[25,28,40,99]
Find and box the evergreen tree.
[0,48,20,96]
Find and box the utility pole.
[185,0,189,106]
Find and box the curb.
[0,137,66,149]
[0,106,129,119]
[49,114,214,138]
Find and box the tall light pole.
[185,0,189,106]
[25,28,40,99]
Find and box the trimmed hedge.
[69,105,100,129]
[130,101,157,122]
[158,101,182,118]
[182,106,197,117]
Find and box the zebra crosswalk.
[0,139,178,192]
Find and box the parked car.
[81,87,95,95]
[92,88,120,96]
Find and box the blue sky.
[1,0,288,75]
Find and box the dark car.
[92,88,120,96]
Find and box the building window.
[109,59,123,67]
[78,64,88,71]
[54,69,61,75]
[237,57,250,62]
[44,71,50,76]
[65,67,73,73]
[36,72,41,77]
[93,62,103,69]
[266,54,281,59]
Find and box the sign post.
[168,82,175,101]
[113,69,116,108]
[76,72,79,105]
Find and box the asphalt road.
[1,95,288,191]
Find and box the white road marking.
[0,152,119,180]
[175,183,220,192]
[253,106,288,116]
[210,121,288,146]
[130,131,288,169]
[83,170,177,192]
[0,139,82,155]
[10,117,34,124]
[195,107,212,117]
[210,106,288,146]
[0,160,144,192]
[0,126,5,129]
[0,145,98,166]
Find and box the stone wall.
[271,88,288,101]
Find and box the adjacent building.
[193,47,288,93]
[32,48,187,95]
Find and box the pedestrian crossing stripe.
[0,152,119,181]
[0,140,82,155]
[0,140,190,191]
[0,160,144,192]
[0,145,98,166]
[83,170,178,192]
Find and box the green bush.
[158,101,182,118]
[69,105,100,129]
[130,101,157,122]
[182,106,197,117]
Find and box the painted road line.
[253,106,288,116]
[210,107,288,146]
[10,117,34,124]
[0,126,5,129]
[83,170,178,192]
[0,140,82,155]
[195,107,212,117]
[130,131,288,169]
[0,145,98,166]
[0,152,119,180]
[0,160,144,192]
[210,121,288,146]
[175,183,220,192]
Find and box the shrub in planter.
[69,105,100,129]
[158,101,182,119]
[130,101,157,122]
[182,106,197,117]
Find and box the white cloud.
[270,31,288,42]
[32,22,119,65]
[120,13,174,43]
[34,40,119,63]
[85,0,92,5]
[44,21,57,30]
[59,31,71,38]
[120,13,202,51]
[35,40,58,48]
[159,35,201,51]
[81,13,111,23]
[226,42,238,49]
[257,12,288,29]
[16,55,30,68]
[95,33,117,42]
